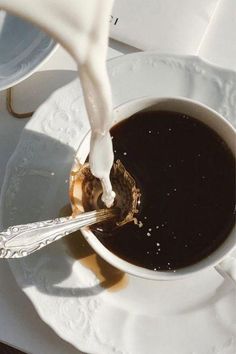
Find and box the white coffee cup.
[71,97,236,282]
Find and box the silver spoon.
[0,208,117,259]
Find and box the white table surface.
[0,1,236,352]
[199,0,236,71]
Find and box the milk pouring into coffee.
[0,0,116,207]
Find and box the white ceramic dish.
[0,11,57,90]
[1,53,236,354]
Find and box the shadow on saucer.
[11,69,78,114]
[2,129,127,298]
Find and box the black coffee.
[94,111,236,271]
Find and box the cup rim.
[71,96,236,281]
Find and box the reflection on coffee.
[92,111,235,271]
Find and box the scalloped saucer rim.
[0,52,236,354]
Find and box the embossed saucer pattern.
[0,53,236,354]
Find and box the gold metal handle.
[6,87,34,119]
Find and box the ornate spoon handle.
[0,209,116,258]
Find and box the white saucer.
[1,53,236,354]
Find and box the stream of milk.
[0,0,115,207]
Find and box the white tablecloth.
[0,1,235,352]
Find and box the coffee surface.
[94,111,236,271]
